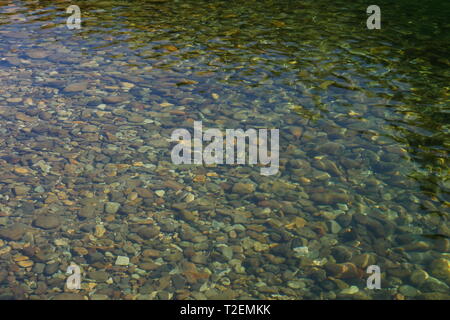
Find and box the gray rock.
[33,215,60,229]
[422,277,449,293]
[26,49,50,59]
[82,125,98,133]
[410,269,429,286]
[221,246,233,260]
[64,82,88,93]
[0,223,27,241]
[105,202,121,214]
[78,206,96,219]
[44,262,60,276]
[137,226,160,239]
[13,185,30,196]
[399,285,419,297]
[33,263,46,274]
[88,271,109,282]
[328,220,342,234]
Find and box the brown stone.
[64,81,88,93]
[310,192,350,205]
[232,182,255,195]
[103,96,127,104]
[142,249,160,258]
[135,188,153,199]
[0,224,27,241]
[137,226,160,240]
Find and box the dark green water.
[0,0,448,300]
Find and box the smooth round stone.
[34,186,45,193]
[26,49,50,59]
[341,285,359,295]
[332,246,352,262]
[0,224,27,241]
[105,202,121,214]
[78,206,96,219]
[64,82,88,93]
[351,253,374,269]
[430,258,450,282]
[287,280,306,289]
[88,271,109,282]
[44,263,60,276]
[115,256,129,266]
[127,114,145,123]
[410,269,429,286]
[232,183,255,194]
[310,192,350,205]
[82,125,98,133]
[33,215,60,229]
[137,226,160,240]
[103,96,127,104]
[155,190,165,197]
[328,220,342,234]
[399,285,419,297]
[7,97,22,104]
[220,246,233,260]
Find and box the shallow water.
[0,0,449,300]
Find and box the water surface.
[0,0,449,300]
